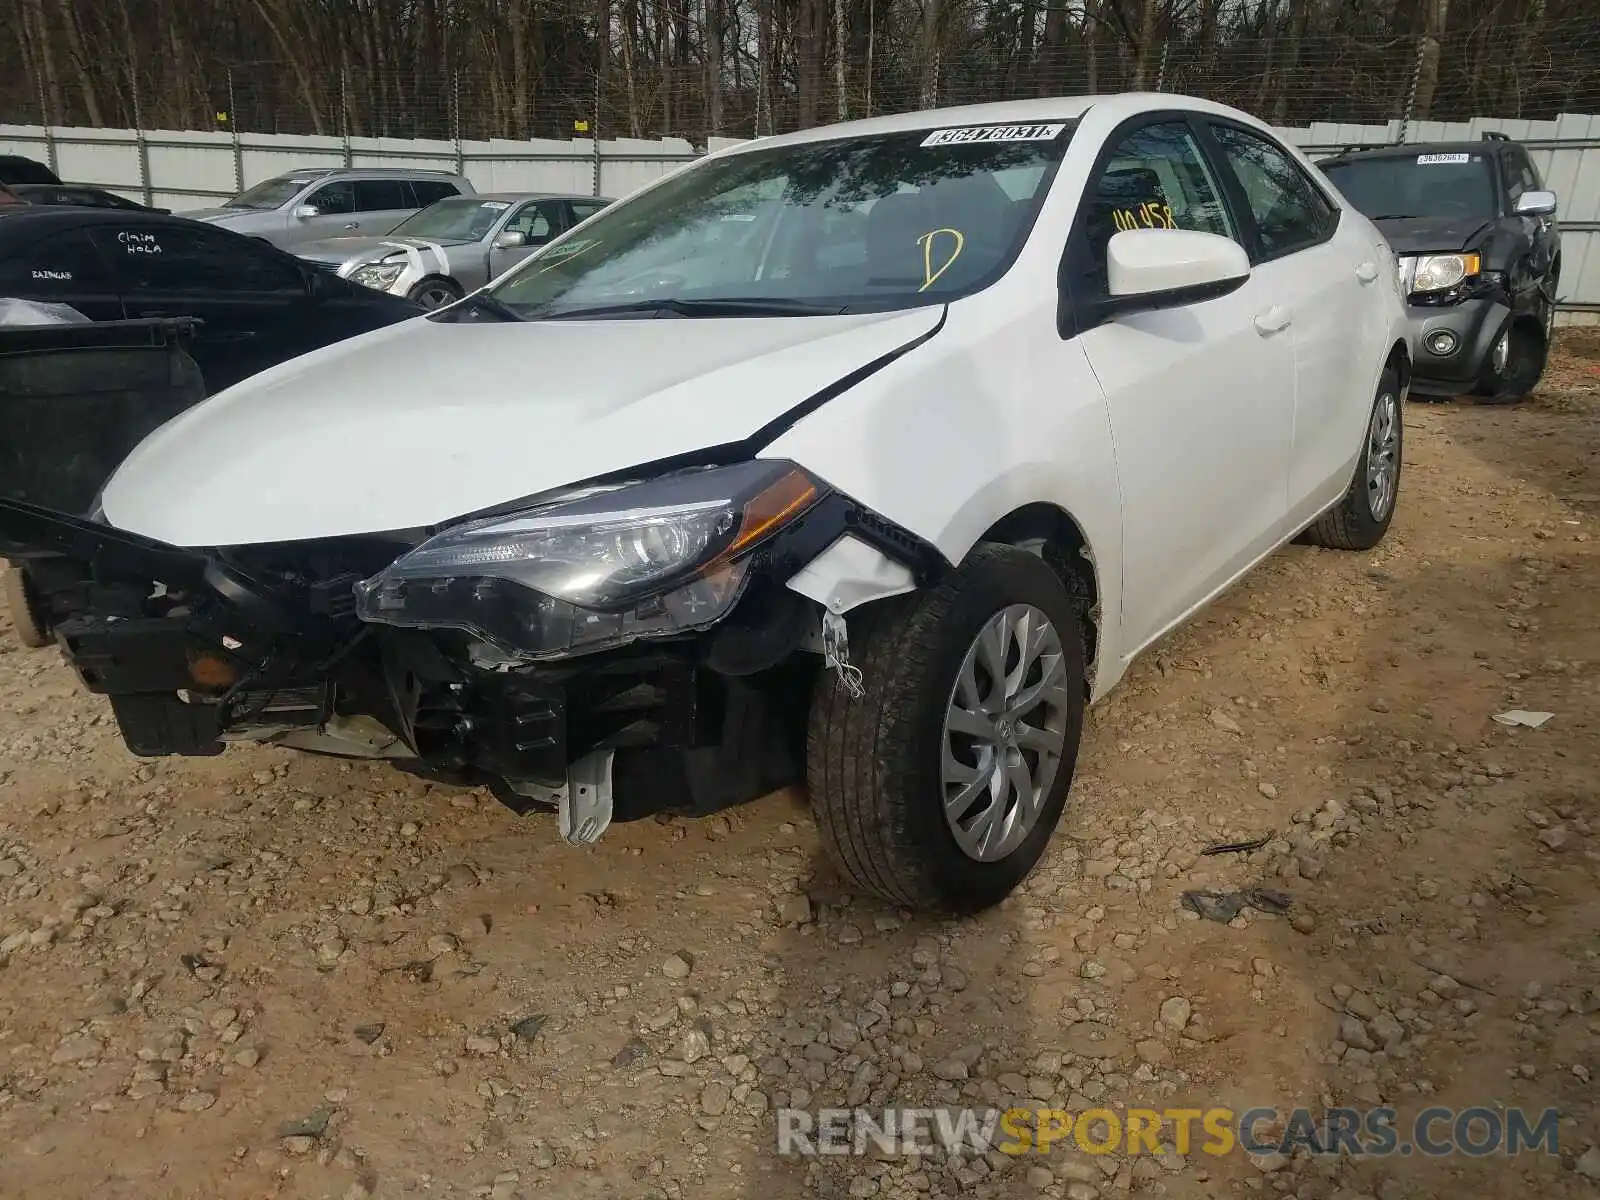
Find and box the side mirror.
[1101,228,1251,315]
[291,203,320,220]
[1515,189,1557,217]
[492,230,527,249]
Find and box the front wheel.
[806,544,1087,913]
[1474,319,1547,405]
[1302,366,1403,551]
[4,566,51,649]
[407,277,464,310]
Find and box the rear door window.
[353,179,413,212]
[411,179,463,206]
[0,229,114,294]
[1206,123,1338,260]
[91,224,306,294]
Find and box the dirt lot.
[1,334,1598,1200]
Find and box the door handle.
[1355,261,1379,284]
[1253,306,1291,336]
[342,222,359,230]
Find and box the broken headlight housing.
[1411,252,1480,293]
[353,460,824,660]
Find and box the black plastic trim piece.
[0,497,211,587]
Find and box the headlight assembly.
[1411,252,1481,293]
[349,259,407,291]
[353,460,825,660]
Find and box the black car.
[0,208,422,395]
[9,183,169,214]
[1319,133,1561,404]
[0,155,61,186]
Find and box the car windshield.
[1320,152,1498,221]
[486,122,1074,318]
[225,175,314,211]
[391,197,510,241]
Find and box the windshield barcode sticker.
[921,123,1066,147]
[1416,153,1472,164]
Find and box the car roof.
[1320,141,1510,165]
[706,92,1291,158]
[9,182,115,193]
[275,166,466,179]
[0,154,61,184]
[0,208,241,240]
[471,191,612,202]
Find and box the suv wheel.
[1476,319,1546,405]
[806,544,1086,913]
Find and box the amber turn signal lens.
[723,468,821,560]
[187,651,237,689]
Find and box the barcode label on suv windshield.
[1416,153,1472,164]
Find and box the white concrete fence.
[2,112,1597,323]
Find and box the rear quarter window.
[0,229,114,292]
[411,180,464,205]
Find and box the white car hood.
[101,307,944,547]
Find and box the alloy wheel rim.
[1493,330,1511,375]
[1366,390,1400,522]
[940,604,1072,863]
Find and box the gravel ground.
[0,333,1597,1200]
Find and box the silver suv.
[177,168,476,251]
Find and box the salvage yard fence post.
[131,69,153,210]
[1397,36,1428,143]
[228,68,244,196]
[33,70,58,179]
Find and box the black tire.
[4,566,51,649]
[806,543,1087,914]
[407,276,463,310]
[1303,366,1403,551]
[1474,318,1547,405]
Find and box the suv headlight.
[1412,252,1481,292]
[353,460,825,660]
[349,258,406,290]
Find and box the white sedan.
[0,92,1411,915]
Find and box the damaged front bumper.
[0,478,944,843]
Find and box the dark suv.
[1319,133,1560,404]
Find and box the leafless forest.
[4,0,1599,145]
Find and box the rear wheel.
[1475,318,1546,405]
[4,566,51,649]
[806,544,1086,913]
[1303,367,1403,551]
[408,277,463,310]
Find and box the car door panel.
[353,180,420,241]
[1067,118,1295,651]
[91,222,311,394]
[1082,287,1295,648]
[294,180,361,246]
[1202,120,1369,522]
[0,228,126,321]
